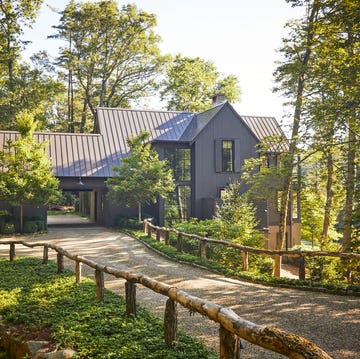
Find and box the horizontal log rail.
[0,239,331,359]
[143,219,360,281]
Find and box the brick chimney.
[212,94,226,106]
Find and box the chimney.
[212,94,226,106]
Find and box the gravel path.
[1,222,359,358]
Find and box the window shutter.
[234,139,241,172]
[215,139,222,172]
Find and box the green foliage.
[23,220,38,233]
[134,232,359,294]
[1,222,15,235]
[0,111,60,231]
[115,214,144,230]
[160,54,241,112]
[106,131,175,221]
[0,258,216,358]
[54,1,164,131]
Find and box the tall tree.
[106,131,175,222]
[0,110,60,232]
[160,55,241,112]
[53,1,164,132]
[0,0,57,129]
[0,0,43,83]
[273,0,323,275]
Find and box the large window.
[222,140,234,172]
[164,185,191,225]
[164,148,191,181]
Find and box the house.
[0,100,300,249]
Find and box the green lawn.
[0,258,216,359]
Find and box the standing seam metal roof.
[0,103,286,178]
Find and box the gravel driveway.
[1,220,359,358]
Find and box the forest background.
[0,0,359,261]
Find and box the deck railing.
[144,219,360,282]
[0,239,332,358]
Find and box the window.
[222,140,234,172]
[164,185,191,225]
[164,148,191,181]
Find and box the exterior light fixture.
[78,177,84,186]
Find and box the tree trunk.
[321,150,334,248]
[138,203,142,223]
[19,204,24,233]
[343,128,356,250]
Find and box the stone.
[26,341,50,356]
[42,349,77,359]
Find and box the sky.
[22,0,305,129]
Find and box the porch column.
[90,190,96,223]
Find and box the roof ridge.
[97,106,193,115]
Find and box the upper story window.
[164,147,191,181]
[222,140,234,172]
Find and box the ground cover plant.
[0,258,216,358]
[129,230,360,295]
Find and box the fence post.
[165,231,170,245]
[126,280,137,318]
[9,243,15,262]
[75,260,82,283]
[143,220,147,234]
[42,245,48,264]
[95,269,104,300]
[200,239,207,259]
[147,225,152,238]
[177,233,183,252]
[299,255,306,280]
[156,228,161,242]
[57,252,64,273]
[242,251,248,271]
[164,298,178,346]
[273,255,281,278]
[219,324,242,358]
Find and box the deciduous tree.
[160,55,241,112]
[53,1,164,132]
[106,131,175,222]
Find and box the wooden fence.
[144,219,360,281]
[0,240,332,358]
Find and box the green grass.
[0,258,216,359]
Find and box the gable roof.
[0,102,286,178]
[241,115,288,152]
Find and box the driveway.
[0,220,359,358]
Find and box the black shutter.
[215,139,222,172]
[234,139,241,172]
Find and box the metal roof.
[0,103,286,178]
[241,115,288,152]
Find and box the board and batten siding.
[192,105,259,219]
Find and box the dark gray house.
[0,100,300,249]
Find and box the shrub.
[1,222,15,235]
[114,214,145,230]
[23,221,39,233]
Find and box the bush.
[1,222,15,235]
[115,214,144,230]
[23,221,39,233]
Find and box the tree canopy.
[160,54,241,112]
[0,110,60,231]
[106,131,175,221]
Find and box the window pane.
[222,140,233,172]
[164,148,191,181]
[164,185,191,225]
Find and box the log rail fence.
[0,239,332,359]
[143,219,360,281]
